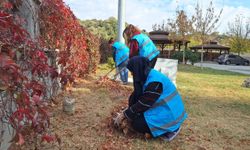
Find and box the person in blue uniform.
[123,56,187,141]
[109,38,129,84]
[123,24,160,68]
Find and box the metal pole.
[200,45,204,69]
[118,0,125,43]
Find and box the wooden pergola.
[149,31,190,58]
[190,41,230,61]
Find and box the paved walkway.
[194,62,250,75]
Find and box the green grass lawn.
[174,65,250,150]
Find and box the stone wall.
[17,0,40,39]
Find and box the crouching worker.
[114,56,187,141]
[109,38,129,85]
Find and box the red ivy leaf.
[0,54,16,67]
[35,50,48,62]
[17,133,25,145]
[32,94,41,105]
[42,134,55,143]
[25,81,44,96]
[3,2,13,9]
[11,92,28,107]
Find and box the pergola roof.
[149,31,171,44]
[190,41,230,50]
[149,31,190,45]
[149,30,169,35]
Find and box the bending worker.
[109,38,129,84]
[123,56,187,141]
[123,24,160,68]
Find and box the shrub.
[99,38,112,63]
[186,50,200,65]
[171,51,183,63]
[171,50,200,65]
[83,28,101,74]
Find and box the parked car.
[217,54,250,65]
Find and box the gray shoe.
[161,127,181,142]
[122,82,128,85]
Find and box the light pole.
[118,0,125,43]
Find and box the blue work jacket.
[131,33,159,61]
[143,69,187,137]
[112,41,129,66]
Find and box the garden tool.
[111,66,127,80]
[100,67,116,80]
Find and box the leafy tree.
[80,17,118,40]
[227,15,250,55]
[152,20,168,31]
[192,1,222,66]
[175,10,193,63]
[152,10,193,63]
[80,17,118,63]
[152,10,192,40]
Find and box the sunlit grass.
[177,64,249,102]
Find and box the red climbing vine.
[0,0,99,146]
[0,0,56,145]
[39,0,90,85]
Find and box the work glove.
[113,109,135,135]
[113,112,126,128]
